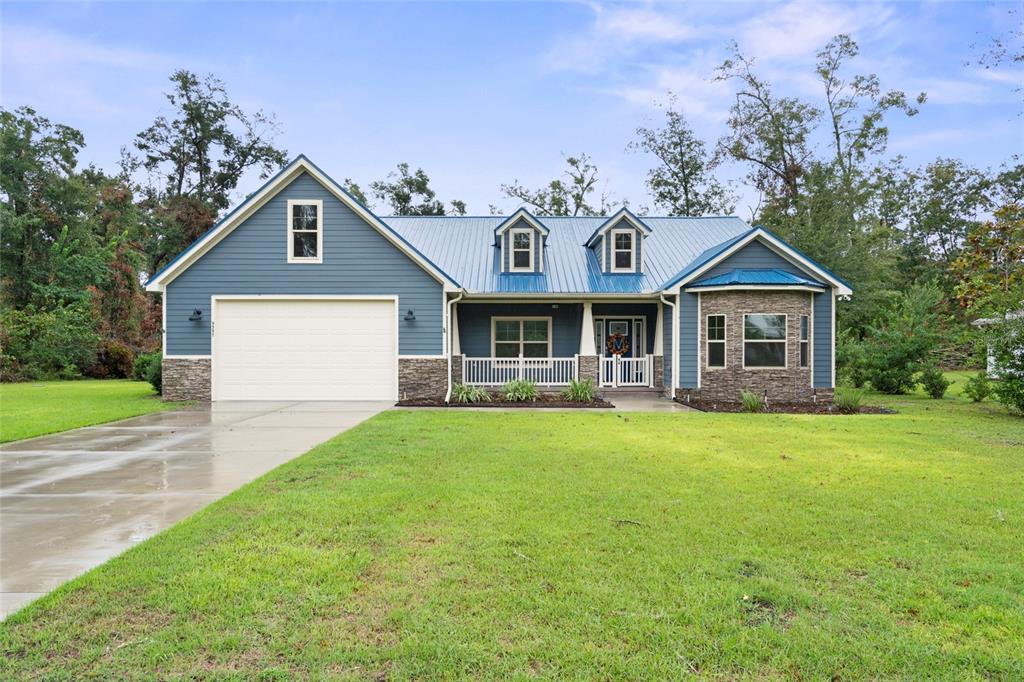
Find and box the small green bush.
[145,352,163,394]
[833,387,865,414]
[0,302,100,380]
[560,377,596,403]
[837,329,869,388]
[918,365,951,399]
[451,383,491,404]
[86,339,135,379]
[739,389,763,413]
[132,351,161,382]
[502,379,538,402]
[962,372,992,403]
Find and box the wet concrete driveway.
[0,400,391,619]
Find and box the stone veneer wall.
[578,355,599,385]
[163,357,211,401]
[684,290,821,403]
[652,356,664,389]
[399,357,448,400]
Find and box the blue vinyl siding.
[703,240,807,278]
[678,292,699,387]
[813,292,833,387]
[501,219,544,273]
[457,303,582,357]
[165,172,443,356]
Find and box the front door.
[605,320,634,358]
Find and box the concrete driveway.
[0,400,390,619]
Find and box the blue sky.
[2,1,1021,217]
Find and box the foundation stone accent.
[399,357,448,400]
[698,290,821,403]
[578,355,599,385]
[652,355,664,389]
[163,357,211,402]
[451,354,464,386]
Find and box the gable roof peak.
[585,207,652,247]
[493,207,549,239]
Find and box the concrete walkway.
[0,400,390,619]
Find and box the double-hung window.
[287,199,323,263]
[510,229,534,271]
[611,229,634,272]
[800,315,810,368]
[743,314,787,368]
[707,315,726,368]
[493,318,550,358]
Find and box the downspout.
[444,291,464,404]
[659,292,677,398]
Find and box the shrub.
[739,389,763,413]
[85,339,135,379]
[863,285,943,394]
[145,352,163,394]
[918,365,951,399]
[132,352,161,382]
[0,302,100,380]
[501,379,537,402]
[836,329,869,388]
[560,377,596,403]
[990,318,1024,414]
[451,383,491,404]
[962,372,992,403]
[832,387,865,414]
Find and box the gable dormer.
[585,208,651,274]
[495,208,548,274]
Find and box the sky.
[2,1,1021,219]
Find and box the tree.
[862,284,944,394]
[905,158,990,266]
[369,162,464,216]
[341,178,369,206]
[714,43,821,204]
[128,70,287,271]
[952,203,1024,314]
[501,153,610,216]
[629,95,735,215]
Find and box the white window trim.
[799,314,810,368]
[490,316,552,357]
[610,228,635,273]
[706,313,727,369]
[742,313,788,369]
[509,227,534,272]
[286,199,323,264]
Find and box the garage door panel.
[213,299,397,401]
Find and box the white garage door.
[212,298,396,401]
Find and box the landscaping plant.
[560,377,596,403]
[832,386,866,414]
[501,379,538,402]
[990,317,1024,414]
[145,352,163,394]
[918,365,952,399]
[962,372,992,403]
[450,383,491,404]
[862,285,943,394]
[739,389,764,412]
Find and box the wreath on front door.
[606,333,630,356]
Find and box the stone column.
[578,355,599,385]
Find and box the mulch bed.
[397,394,614,409]
[679,399,895,414]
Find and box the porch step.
[599,387,665,395]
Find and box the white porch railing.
[601,355,653,387]
[462,355,578,386]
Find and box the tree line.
[1,33,1021,409]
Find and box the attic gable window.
[611,229,634,272]
[287,199,323,263]
[510,228,534,271]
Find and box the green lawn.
[2,379,1022,679]
[0,380,187,443]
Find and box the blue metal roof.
[688,268,827,289]
[383,215,752,294]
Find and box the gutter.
[443,291,464,404]
[659,292,677,398]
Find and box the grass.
[0,380,187,443]
[1,376,1022,679]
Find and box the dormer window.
[612,229,634,272]
[287,199,323,263]
[510,228,534,271]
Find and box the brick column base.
[578,355,599,385]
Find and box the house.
[145,156,852,404]
[972,310,1022,378]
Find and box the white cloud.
[3,25,177,70]
[739,0,897,61]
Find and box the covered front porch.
[450,300,667,389]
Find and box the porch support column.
[578,301,599,385]
[654,302,664,355]
[580,302,596,355]
[451,302,461,356]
